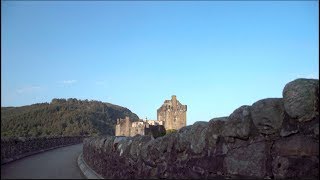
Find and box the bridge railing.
[1,136,89,165]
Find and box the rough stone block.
[251,98,284,135]
[272,135,319,156]
[224,141,268,178]
[272,156,319,179]
[222,105,252,139]
[283,78,319,122]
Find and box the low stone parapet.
[1,136,87,165]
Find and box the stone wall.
[130,122,146,136]
[1,136,86,164]
[115,117,165,138]
[83,78,319,179]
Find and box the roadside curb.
[1,142,82,165]
[77,153,103,179]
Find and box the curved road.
[1,143,84,179]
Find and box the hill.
[1,98,139,137]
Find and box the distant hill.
[1,98,139,138]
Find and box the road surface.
[1,143,84,179]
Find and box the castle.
[115,95,187,137]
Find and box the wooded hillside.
[1,98,139,137]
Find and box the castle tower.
[157,95,187,130]
[115,116,132,136]
[172,95,177,108]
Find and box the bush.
[166,129,177,134]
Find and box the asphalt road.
[1,143,85,179]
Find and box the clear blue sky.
[1,1,319,125]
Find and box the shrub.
[166,129,177,134]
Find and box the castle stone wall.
[157,95,187,130]
[130,122,145,136]
[115,117,131,136]
[115,117,165,138]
